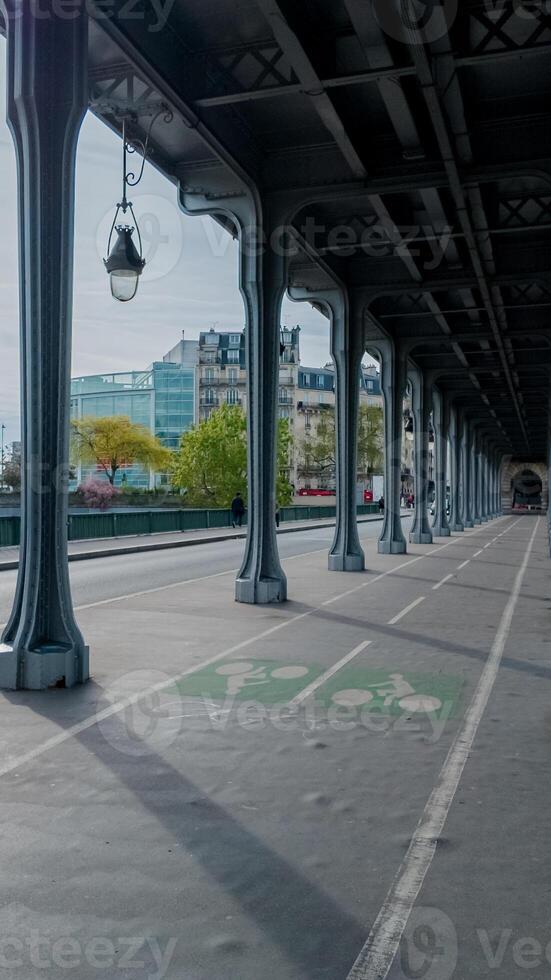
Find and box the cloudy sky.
[0,39,330,448]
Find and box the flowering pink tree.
[77,478,120,511]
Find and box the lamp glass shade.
[110,269,140,302]
[104,225,145,303]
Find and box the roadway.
[0,515,403,621]
[0,514,549,980]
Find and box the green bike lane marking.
[172,657,464,716]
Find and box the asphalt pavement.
[0,514,549,980]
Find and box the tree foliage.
[2,459,21,491]
[71,416,171,485]
[299,404,383,484]
[170,404,293,508]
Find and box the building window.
[204,367,216,382]
[202,351,216,364]
[227,388,240,405]
[227,367,239,384]
[318,375,325,387]
[303,373,310,385]
[204,388,216,405]
[227,349,240,364]
[229,334,241,346]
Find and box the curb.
[0,513,392,572]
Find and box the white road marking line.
[0,516,517,779]
[456,560,470,570]
[388,596,425,625]
[484,543,492,549]
[473,549,483,557]
[346,517,540,980]
[75,544,335,612]
[289,641,372,707]
[432,573,454,591]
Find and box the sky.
[0,39,331,448]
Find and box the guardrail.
[0,504,380,547]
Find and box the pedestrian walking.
[378,495,385,513]
[275,501,280,528]
[231,492,245,527]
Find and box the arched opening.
[511,469,543,510]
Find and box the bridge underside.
[0,0,549,689]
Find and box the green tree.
[2,459,21,492]
[299,411,336,485]
[170,404,293,508]
[358,404,384,480]
[299,404,383,485]
[71,416,171,485]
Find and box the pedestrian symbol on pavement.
[173,657,321,704]
[215,661,309,697]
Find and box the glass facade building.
[71,362,195,488]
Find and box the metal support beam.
[432,387,451,537]
[374,340,408,555]
[409,367,433,545]
[289,284,365,572]
[449,404,464,532]
[255,0,366,178]
[461,420,475,528]
[329,293,365,572]
[236,210,288,603]
[0,2,89,690]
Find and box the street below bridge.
[0,515,549,979]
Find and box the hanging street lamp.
[104,107,172,302]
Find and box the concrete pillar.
[461,420,475,528]
[236,215,288,604]
[378,341,407,554]
[290,285,365,571]
[448,404,464,532]
[472,430,482,525]
[0,4,89,690]
[328,293,365,571]
[481,446,489,520]
[494,453,502,515]
[409,366,433,545]
[432,386,450,537]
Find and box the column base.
[378,540,407,555]
[328,552,365,572]
[235,575,287,605]
[410,531,433,545]
[473,518,482,525]
[432,526,451,537]
[0,641,89,691]
[464,520,474,528]
[450,523,465,532]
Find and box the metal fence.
[0,504,380,547]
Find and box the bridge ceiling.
[87,0,551,457]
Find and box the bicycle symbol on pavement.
[331,673,443,714]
